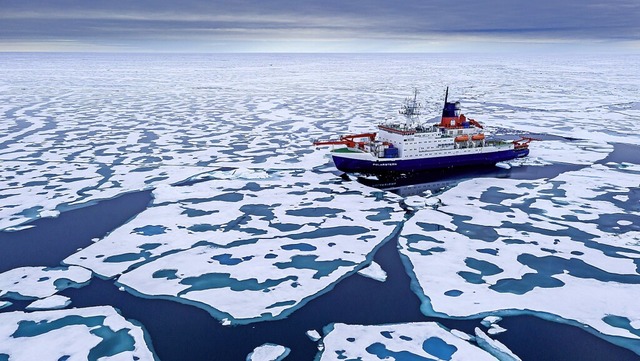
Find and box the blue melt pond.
[211,254,243,266]
[423,337,457,360]
[602,315,640,337]
[152,269,179,280]
[366,342,436,361]
[285,207,343,217]
[465,258,503,276]
[274,255,355,279]
[178,273,298,294]
[444,290,463,297]
[104,250,150,263]
[133,225,167,236]
[281,243,317,252]
[188,224,219,232]
[12,315,136,360]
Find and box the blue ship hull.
[332,148,529,174]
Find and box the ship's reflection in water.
[355,165,512,197]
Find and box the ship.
[314,88,533,175]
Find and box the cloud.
[0,0,638,52]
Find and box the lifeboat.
[472,134,485,141]
[454,135,469,142]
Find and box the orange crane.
[313,133,377,148]
[512,137,539,149]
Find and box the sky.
[1,0,638,53]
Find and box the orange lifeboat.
[472,134,485,141]
[454,135,469,142]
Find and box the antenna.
[444,86,449,104]
[399,88,421,120]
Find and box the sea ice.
[1,54,638,233]
[38,209,61,218]
[404,196,428,209]
[450,329,473,341]
[25,295,71,311]
[306,329,322,342]
[65,170,404,323]
[2,53,639,359]
[488,324,507,335]
[529,140,612,165]
[481,316,503,328]
[3,225,35,232]
[0,266,92,300]
[475,328,521,361]
[506,139,613,168]
[0,306,156,360]
[319,322,500,360]
[0,55,383,230]
[357,261,388,282]
[246,343,290,361]
[399,163,640,354]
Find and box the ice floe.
[399,162,640,354]
[357,261,388,282]
[3,225,35,232]
[0,266,92,300]
[65,170,404,323]
[404,195,429,210]
[306,329,322,342]
[488,324,507,335]
[506,139,613,168]
[319,322,500,360]
[481,316,503,327]
[1,54,638,233]
[475,328,521,361]
[25,295,71,311]
[246,343,290,361]
[481,316,508,336]
[0,306,156,360]
[0,56,388,230]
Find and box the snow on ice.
[506,139,613,167]
[475,328,522,361]
[0,301,12,310]
[319,322,500,360]
[246,343,290,361]
[65,170,404,323]
[0,266,92,300]
[2,53,640,359]
[2,54,637,231]
[25,295,72,311]
[357,261,388,282]
[399,161,640,353]
[481,316,503,327]
[306,329,322,342]
[0,306,156,360]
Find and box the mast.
[399,88,421,127]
